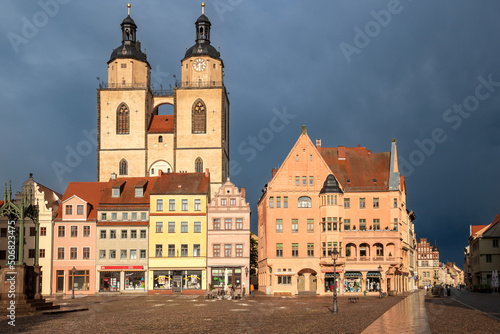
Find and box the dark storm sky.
[1,0,499,267]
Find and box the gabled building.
[52,182,105,295]
[258,127,416,295]
[417,238,440,288]
[207,179,251,290]
[96,176,156,293]
[148,171,210,294]
[0,174,61,296]
[468,214,500,287]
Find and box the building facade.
[96,177,154,293]
[207,180,251,290]
[416,237,440,288]
[258,127,416,296]
[52,182,105,295]
[97,4,229,198]
[468,214,500,287]
[148,172,209,294]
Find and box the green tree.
[250,232,258,276]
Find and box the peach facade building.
[258,127,417,296]
[417,237,440,287]
[207,180,251,290]
[52,182,106,295]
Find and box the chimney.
[272,168,278,178]
[316,139,321,148]
[205,168,210,177]
[338,146,346,160]
[111,173,117,180]
[158,169,163,176]
[241,187,246,199]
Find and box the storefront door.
[309,274,317,292]
[297,274,305,292]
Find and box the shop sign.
[101,266,143,270]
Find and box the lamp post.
[332,248,339,313]
[378,265,383,298]
[71,266,76,299]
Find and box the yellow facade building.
[148,172,210,294]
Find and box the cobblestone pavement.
[426,289,500,334]
[1,293,404,333]
[362,290,431,334]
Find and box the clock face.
[193,58,207,72]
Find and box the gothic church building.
[97,4,229,196]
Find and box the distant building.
[416,238,440,287]
[257,127,417,296]
[468,214,500,287]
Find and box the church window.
[116,103,130,134]
[158,136,163,143]
[195,157,203,173]
[192,99,206,133]
[119,159,128,175]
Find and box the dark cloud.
[1,0,499,267]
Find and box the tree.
[250,232,258,276]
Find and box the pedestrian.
[250,283,255,297]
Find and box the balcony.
[176,80,224,89]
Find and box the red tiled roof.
[0,200,4,207]
[98,221,149,226]
[471,225,488,236]
[151,172,209,195]
[319,146,391,190]
[55,182,108,221]
[148,115,174,133]
[100,177,157,206]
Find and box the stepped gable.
[318,146,391,190]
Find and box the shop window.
[100,271,120,292]
[69,270,90,291]
[125,271,145,290]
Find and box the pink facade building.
[52,182,106,295]
[207,180,251,290]
[258,127,417,296]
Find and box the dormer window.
[65,205,73,215]
[112,188,120,198]
[77,205,84,215]
[135,187,144,198]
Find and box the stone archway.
[297,268,317,294]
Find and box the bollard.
[364,290,367,299]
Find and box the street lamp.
[332,248,339,313]
[71,266,76,299]
[378,265,383,298]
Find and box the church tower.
[97,4,152,182]
[174,3,229,194]
[97,3,229,196]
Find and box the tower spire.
[127,3,131,16]
[202,2,205,15]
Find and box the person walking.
[250,283,255,297]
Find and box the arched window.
[158,136,163,143]
[119,159,128,175]
[195,157,203,173]
[298,196,311,208]
[117,103,130,134]
[192,99,206,134]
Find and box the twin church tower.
[97,4,229,195]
